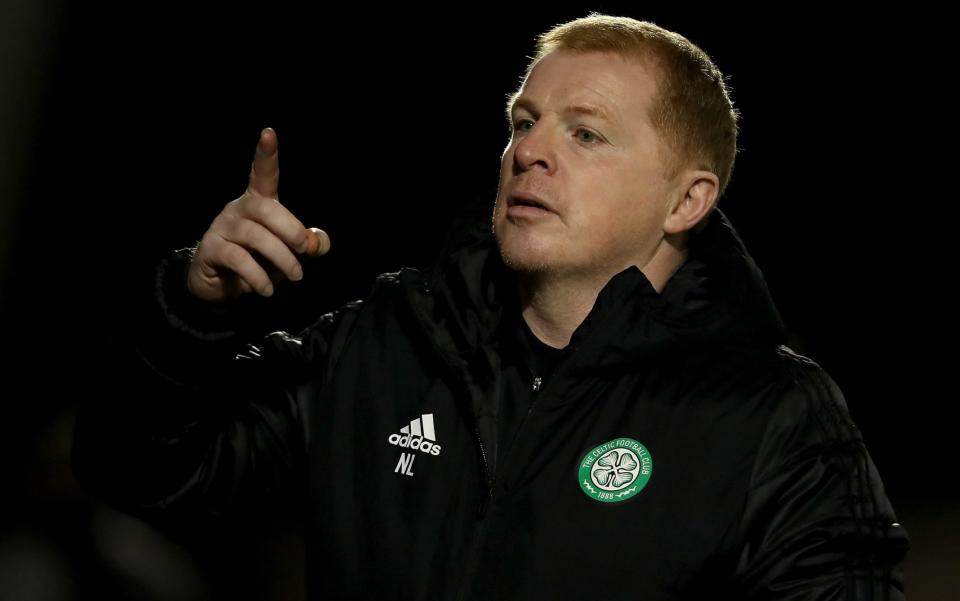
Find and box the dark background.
[1,2,955,599]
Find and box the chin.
[494,230,557,274]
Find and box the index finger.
[248,127,279,198]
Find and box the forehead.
[513,50,660,126]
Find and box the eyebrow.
[505,94,619,126]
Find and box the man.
[73,14,909,600]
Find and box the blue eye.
[576,128,597,143]
[514,119,534,132]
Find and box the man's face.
[492,50,681,279]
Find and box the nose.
[513,120,556,175]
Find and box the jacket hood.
[400,208,787,375]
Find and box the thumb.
[303,227,331,257]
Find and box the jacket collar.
[400,209,787,374]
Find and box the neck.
[519,235,688,349]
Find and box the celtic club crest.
[578,438,653,503]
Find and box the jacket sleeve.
[732,350,910,600]
[71,247,362,517]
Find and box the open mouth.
[508,194,553,213]
[512,197,547,210]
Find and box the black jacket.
[73,210,909,600]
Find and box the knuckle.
[226,194,247,212]
[248,198,272,221]
[234,218,256,242]
[196,232,219,255]
[215,208,247,235]
[212,211,236,233]
[223,243,248,267]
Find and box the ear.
[663,170,720,235]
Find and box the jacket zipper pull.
[477,478,496,518]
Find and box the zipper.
[406,279,578,600]
[475,367,542,516]
[455,365,557,601]
[474,427,496,518]
[454,405,497,601]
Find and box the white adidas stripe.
[398,413,436,441]
[421,414,435,441]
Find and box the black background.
[1,3,955,599]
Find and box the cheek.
[493,148,517,213]
[499,143,514,172]
[580,187,660,250]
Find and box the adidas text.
[387,434,442,456]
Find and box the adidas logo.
[387,413,442,456]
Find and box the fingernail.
[262,283,274,297]
[292,264,303,281]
